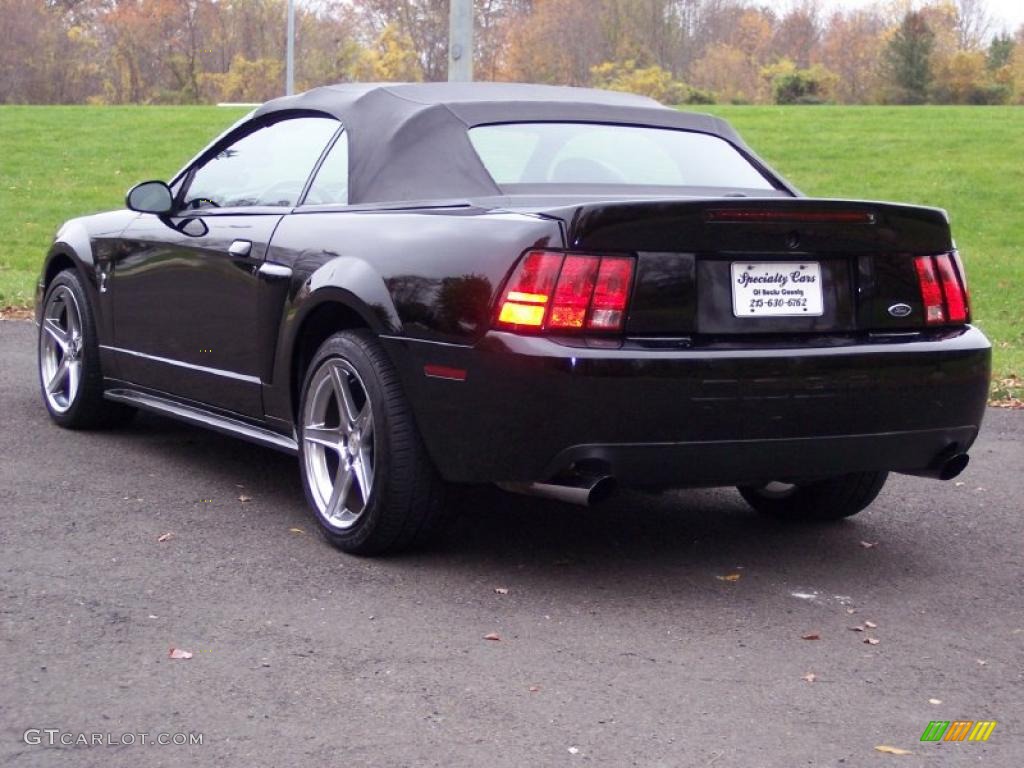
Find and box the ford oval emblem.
[888,302,912,318]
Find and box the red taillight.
[549,255,599,329]
[934,253,968,322]
[496,251,562,329]
[590,257,633,330]
[914,253,970,325]
[496,251,635,333]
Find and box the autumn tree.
[0,0,102,103]
[818,9,886,104]
[500,0,606,85]
[294,1,365,90]
[1,0,1020,107]
[690,44,763,103]
[883,11,936,104]
[352,24,424,81]
[200,54,284,102]
[688,7,774,103]
[771,0,822,69]
[358,0,451,81]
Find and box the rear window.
[468,122,774,191]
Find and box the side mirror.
[126,180,173,215]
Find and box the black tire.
[297,330,446,555]
[37,269,135,430]
[738,471,888,521]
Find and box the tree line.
[3,0,1023,106]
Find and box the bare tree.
[955,0,990,51]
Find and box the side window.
[304,132,349,205]
[184,116,339,209]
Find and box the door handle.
[258,262,293,280]
[228,239,252,257]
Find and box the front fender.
[37,220,98,326]
[36,212,136,337]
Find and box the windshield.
[468,122,775,191]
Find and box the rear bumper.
[384,327,991,486]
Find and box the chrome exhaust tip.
[497,473,617,506]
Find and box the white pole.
[286,0,296,95]
[448,0,473,82]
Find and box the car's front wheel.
[38,269,135,429]
[298,330,445,555]
[737,471,888,521]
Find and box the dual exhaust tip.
[903,451,970,481]
[498,472,617,507]
[500,450,971,507]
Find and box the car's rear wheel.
[737,471,888,521]
[298,330,445,555]
[38,269,135,429]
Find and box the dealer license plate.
[731,262,824,317]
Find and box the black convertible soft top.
[251,82,756,204]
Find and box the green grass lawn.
[0,104,1020,398]
[0,106,248,308]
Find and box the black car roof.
[251,82,752,204]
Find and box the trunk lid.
[529,197,954,337]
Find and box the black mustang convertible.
[36,83,990,554]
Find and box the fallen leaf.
[238,495,252,503]
[864,637,880,645]
[859,541,878,549]
[483,632,501,641]
[157,532,174,543]
[289,527,304,534]
[528,685,541,692]
[168,647,193,659]
[928,698,942,705]
[801,632,821,640]
[717,573,742,582]
[494,587,509,595]
[864,620,878,629]
[874,745,912,755]
[801,672,817,683]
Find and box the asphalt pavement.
[1,318,1022,767]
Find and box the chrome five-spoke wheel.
[39,284,84,413]
[302,358,375,530]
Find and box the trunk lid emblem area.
[888,303,913,318]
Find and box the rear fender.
[265,256,400,423]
